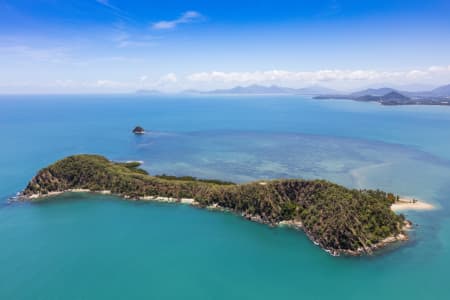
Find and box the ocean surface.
[1,94,450,299]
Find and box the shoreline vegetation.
[19,154,416,256]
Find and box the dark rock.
[132,126,145,134]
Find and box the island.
[132,126,145,134]
[20,154,411,256]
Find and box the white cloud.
[95,79,128,88]
[160,73,177,83]
[90,73,177,91]
[3,65,450,94]
[186,66,450,86]
[152,11,203,30]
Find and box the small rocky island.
[132,126,145,134]
[20,154,410,256]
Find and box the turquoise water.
[1,94,450,299]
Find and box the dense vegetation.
[23,154,406,255]
[155,174,235,185]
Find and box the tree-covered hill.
[22,154,407,256]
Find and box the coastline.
[18,189,412,257]
[22,189,199,206]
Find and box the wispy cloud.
[95,0,134,23]
[95,73,177,89]
[0,45,70,63]
[152,11,203,30]
[111,21,160,48]
[96,0,113,9]
[113,31,159,48]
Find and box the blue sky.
[1,0,450,93]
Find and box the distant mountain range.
[190,84,338,95]
[177,84,337,95]
[422,84,450,97]
[136,89,162,95]
[135,83,450,105]
[136,84,338,95]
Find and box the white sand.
[29,191,63,199]
[67,189,91,193]
[180,198,195,204]
[278,220,303,228]
[391,198,436,211]
[138,196,196,204]
[98,190,111,194]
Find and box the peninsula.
[314,90,450,106]
[21,154,410,256]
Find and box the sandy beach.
[391,198,436,211]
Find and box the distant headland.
[19,154,413,256]
[314,87,450,106]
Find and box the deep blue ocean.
[1,94,450,299]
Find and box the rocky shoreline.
[244,211,411,256]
